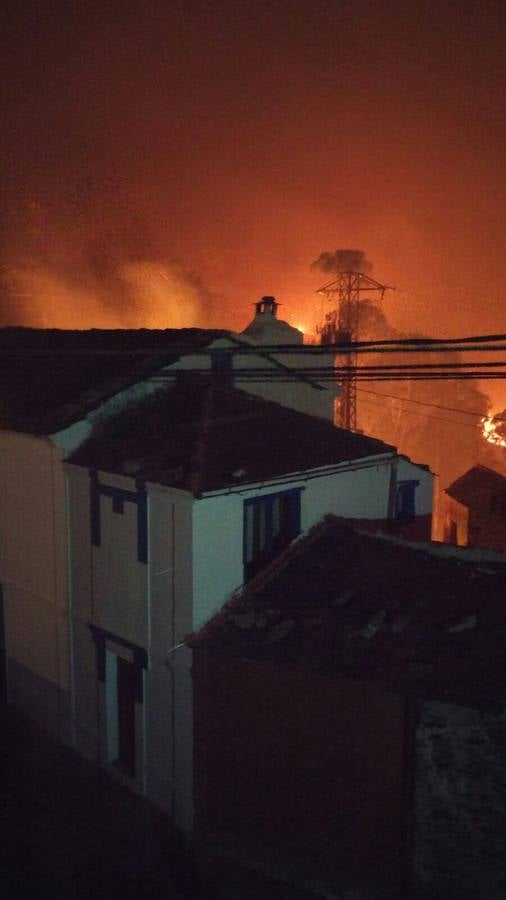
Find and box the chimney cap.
[254,296,280,316]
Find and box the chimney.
[241,296,303,346]
[254,296,280,318]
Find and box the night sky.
[2,0,505,408]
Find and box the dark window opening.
[244,490,301,582]
[395,479,419,520]
[116,656,136,777]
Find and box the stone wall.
[415,700,506,898]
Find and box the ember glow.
[481,416,506,449]
[1,2,506,342]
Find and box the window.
[395,479,419,520]
[244,489,301,581]
[90,473,148,564]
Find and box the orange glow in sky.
[1,2,505,409]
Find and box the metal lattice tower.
[316,271,389,431]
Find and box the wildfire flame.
[481,416,506,448]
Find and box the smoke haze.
[1,0,505,410]
[0,176,225,329]
[340,297,501,484]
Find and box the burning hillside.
[482,412,506,448]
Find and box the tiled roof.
[0,326,227,434]
[68,379,396,492]
[191,516,506,706]
[445,465,506,505]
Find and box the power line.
[157,368,506,381]
[194,336,506,354]
[221,341,505,356]
[0,335,505,355]
[357,388,505,421]
[333,332,506,348]
[359,396,494,431]
[147,371,506,383]
[162,361,506,373]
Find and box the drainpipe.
[49,444,65,741]
[387,456,399,524]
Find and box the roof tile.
[69,379,396,491]
[191,516,506,705]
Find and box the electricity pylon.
[317,271,390,430]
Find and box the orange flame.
[481,416,506,448]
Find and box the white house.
[0,305,434,834]
[0,304,334,743]
[63,378,433,830]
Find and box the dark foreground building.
[191,517,506,899]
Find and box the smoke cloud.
[0,174,226,329]
[311,249,373,275]
[347,299,496,486]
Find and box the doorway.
[117,656,136,776]
[106,650,136,777]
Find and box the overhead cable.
[356,388,502,419]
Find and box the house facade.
[0,311,434,839]
[63,379,433,830]
[0,306,334,741]
[0,431,70,739]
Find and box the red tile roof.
[68,379,396,492]
[191,516,506,706]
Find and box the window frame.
[243,488,302,581]
[394,479,419,520]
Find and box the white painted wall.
[233,345,338,421]
[66,466,195,827]
[192,491,245,629]
[90,473,149,645]
[203,335,339,421]
[191,455,396,629]
[0,432,70,739]
[397,456,434,515]
[145,486,194,818]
